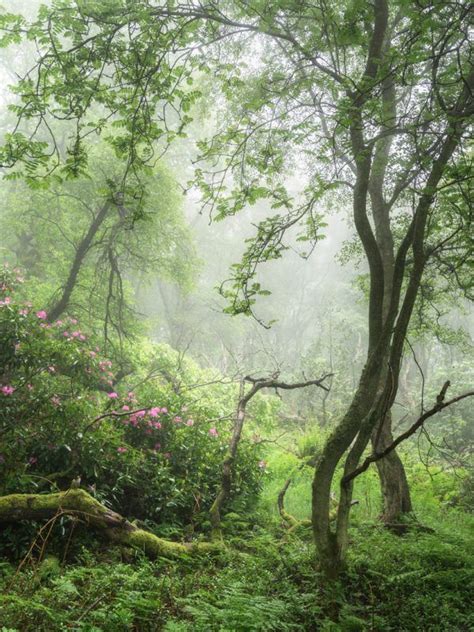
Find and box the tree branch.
[342,382,474,485]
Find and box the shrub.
[0,266,264,551]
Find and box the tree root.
[0,489,221,558]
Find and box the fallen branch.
[0,489,220,559]
[343,382,474,485]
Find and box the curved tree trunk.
[209,381,247,540]
[0,489,218,558]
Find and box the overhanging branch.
[342,382,474,485]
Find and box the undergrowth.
[1,477,472,631]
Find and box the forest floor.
[0,447,473,631]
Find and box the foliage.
[0,143,197,343]
[0,1,472,627]
[0,266,265,549]
[0,459,473,631]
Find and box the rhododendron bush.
[0,266,264,534]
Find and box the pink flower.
[108,392,118,399]
[209,427,218,437]
[122,405,130,411]
[79,334,86,341]
[149,407,160,417]
[173,416,182,423]
[186,419,194,427]
[63,331,70,337]
[1,385,15,396]
[117,447,127,454]
[153,421,162,429]
[136,410,146,418]
[28,456,37,465]
[27,384,33,391]
[19,308,28,316]
[89,351,96,358]
[70,318,78,325]
[164,452,171,459]
[161,407,168,414]
[72,331,80,338]
[36,310,47,320]
[0,296,11,306]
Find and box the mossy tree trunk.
[0,489,218,558]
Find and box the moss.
[111,528,188,558]
[0,490,224,561]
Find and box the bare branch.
[342,382,474,485]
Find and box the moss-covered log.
[0,489,219,558]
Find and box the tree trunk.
[211,374,330,540]
[209,397,246,540]
[47,202,110,322]
[372,412,412,522]
[312,357,384,579]
[0,489,218,558]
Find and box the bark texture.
[372,413,412,521]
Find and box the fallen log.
[0,489,219,558]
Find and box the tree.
[0,143,197,354]
[0,0,472,579]
[209,372,331,538]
